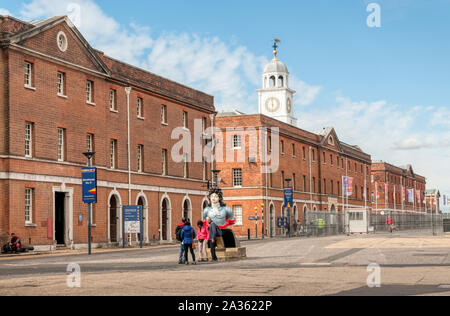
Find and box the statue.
[203,188,235,229]
[202,187,246,260]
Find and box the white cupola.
[257,40,297,126]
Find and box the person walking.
[386,216,394,233]
[175,218,186,264]
[207,217,220,262]
[180,220,197,265]
[197,220,209,262]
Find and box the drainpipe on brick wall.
[309,146,312,212]
[318,147,323,211]
[125,87,132,205]
[209,114,215,187]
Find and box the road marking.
[317,248,364,263]
[300,263,331,266]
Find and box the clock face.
[265,97,281,113]
[287,99,292,114]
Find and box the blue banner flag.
[82,168,97,204]
[284,188,293,208]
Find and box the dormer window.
[328,136,335,145]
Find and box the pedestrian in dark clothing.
[207,217,220,262]
[180,220,197,265]
[175,218,186,264]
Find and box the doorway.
[110,195,118,243]
[161,199,169,241]
[55,192,66,245]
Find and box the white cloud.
[431,106,450,127]
[0,8,11,15]
[297,95,450,195]
[394,137,430,150]
[290,77,322,107]
[20,0,153,66]
[17,0,320,112]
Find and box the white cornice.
[0,171,208,196]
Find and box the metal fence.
[370,212,445,233]
[296,210,345,237]
[289,210,449,238]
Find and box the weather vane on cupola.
[272,38,281,57]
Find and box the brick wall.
[0,17,214,246]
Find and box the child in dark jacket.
[176,219,186,264]
[180,220,197,265]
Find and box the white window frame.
[24,62,33,88]
[202,158,207,181]
[162,149,168,175]
[233,168,243,187]
[57,128,65,162]
[109,89,116,111]
[110,139,116,169]
[25,188,33,224]
[25,122,33,158]
[86,134,94,164]
[161,105,167,124]
[202,117,207,133]
[137,144,143,172]
[233,135,242,150]
[86,81,94,104]
[137,98,144,118]
[183,154,189,178]
[57,72,65,96]
[232,205,243,226]
[182,111,188,129]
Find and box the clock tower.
[257,41,297,126]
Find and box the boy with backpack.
[175,218,186,264]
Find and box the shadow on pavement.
[330,284,450,296]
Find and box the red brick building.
[215,112,372,237]
[0,15,215,250]
[370,162,427,214]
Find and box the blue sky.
[1,0,449,212]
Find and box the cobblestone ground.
[0,230,449,296]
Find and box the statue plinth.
[208,229,246,262]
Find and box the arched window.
[270,76,276,88]
[264,77,267,88]
[278,76,284,87]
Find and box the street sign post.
[284,188,293,237]
[284,188,293,209]
[82,167,97,255]
[277,216,289,228]
[82,168,97,204]
[122,205,143,249]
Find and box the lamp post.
[254,207,259,239]
[212,170,221,189]
[83,151,96,255]
[261,203,265,239]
